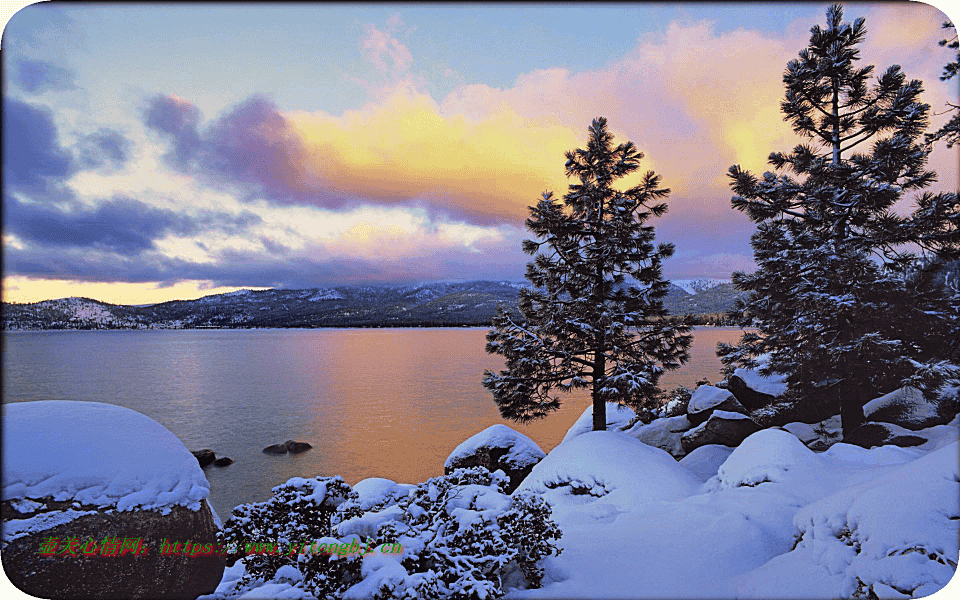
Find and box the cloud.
[3,194,262,256]
[14,58,77,93]
[361,21,413,76]
[2,98,75,191]
[77,128,133,171]
[143,94,203,169]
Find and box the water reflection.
[2,327,744,517]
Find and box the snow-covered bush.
[217,476,355,586]
[324,467,563,600]
[212,469,561,600]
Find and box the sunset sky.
[2,2,958,305]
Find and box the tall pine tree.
[719,5,960,437]
[926,21,959,148]
[483,117,691,431]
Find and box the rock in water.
[445,424,545,493]
[262,443,288,455]
[191,449,216,467]
[284,440,312,454]
[1,401,224,599]
[213,457,233,467]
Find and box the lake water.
[2,327,744,519]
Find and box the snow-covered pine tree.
[719,4,960,437]
[483,117,692,432]
[926,21,959,148]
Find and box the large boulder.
[444,424,545,493]
[843,421,928,449]
[680,410,762,454]
[2,401,224,599]
[782,415,842,451]
[623,415,693,458]
[686,386,749,426]
[726,375,778,411]
[862,386,945,431]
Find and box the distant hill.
[2,280,741,330]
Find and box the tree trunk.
[592,347,607,431]
[838,379,866,438]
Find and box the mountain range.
[1,279,741,330]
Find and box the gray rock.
[862,387,945,431]
[262,443,288,455]
[284,440,312,454]
[1,498,224,599]
[191,449,216,468]
[687,386,749,426]
[624,415,692,458]
[843,421,928,449]
[213,457,233,467]
[726,375,779,411]
[681,410,762,453]
[444,424,545,493]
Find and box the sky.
[1,1,958,305]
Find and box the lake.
[2,327,745,519]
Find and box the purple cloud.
[2,99,75,191]
[14,59,77,94]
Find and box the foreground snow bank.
[508,428,959,600]
[737,441,960,598]
[2,401,209,513]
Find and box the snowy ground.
[196,413,958,600]
[509,423,959,599]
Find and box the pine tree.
[926,21,959,148]
[719,5,960,437]
[483,117,692,431]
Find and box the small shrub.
[217,476,355,585]
[316,467,563,600]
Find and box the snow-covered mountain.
[2,279,741,330]
[670,278,732,295]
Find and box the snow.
[2,401,210,514]
[2,509,99,542]
[732,355,789,396]
[445,424,545,470]
[202,408,960,600]
[679,445,734,482]
[670,278,730,295]
[515,431,700,519]
[863,386,940,429]
[308,289,344,301]
[561,402,636,442]
[623,415,691,457]
[687,385,736,414]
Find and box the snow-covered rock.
[863,386,944,431]
[844,421,928,449]
[735,442,960,599]
[783,415,843,451]
[731,356,789,398]
[623,414,692,458]
[2,401,223,599]
[444,424,545,493]
[516,431,700,520]
[679,444,734,482]
[561,402,636,442]
[686,385,748,426]
[681,410,761,453]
